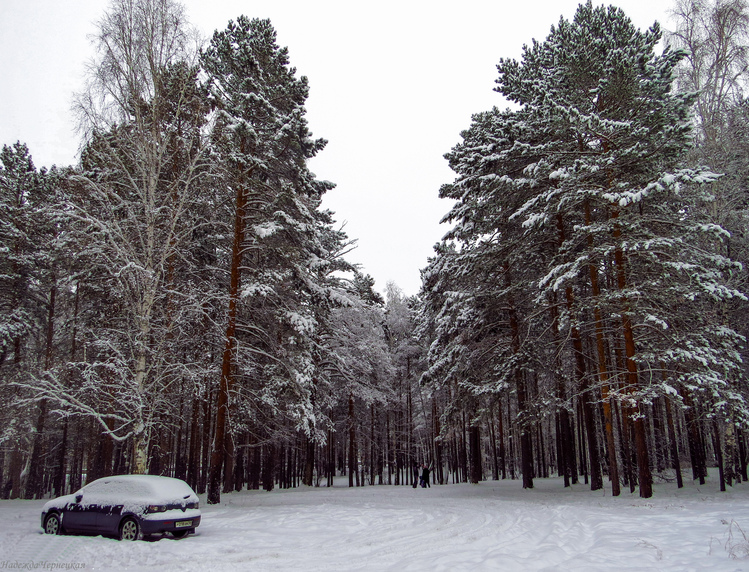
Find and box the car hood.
[42,494,77,512]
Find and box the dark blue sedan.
[41,475,201,540]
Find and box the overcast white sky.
[1,0,674,296]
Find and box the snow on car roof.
[83,475,198,504]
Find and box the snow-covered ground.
[2,472,749,571]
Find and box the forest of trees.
[2,0,749,502]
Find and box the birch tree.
[670,0,749,150]
[31,0,206,474]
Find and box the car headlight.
[146,505,167,514]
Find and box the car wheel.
[172,529,190,539]
[119,518,141,541]
[44,513,63,535]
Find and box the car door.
[83,480,123,534]
[62,492,99,533]
[97,495,124,535]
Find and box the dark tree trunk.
[174,401,187,482]
[577,205,608,493]
[303,434,315,486]
[557,407,575,487]
[370,405,375,486]
[249,446,261,490]
[433,399,443,485]
[53,418,68,497]
[508,417,516,481]
[233,436,245,492]
[348,395,356,487]
[506,274,533,490]
[187,394,200,490]
[713,420,726,492]
[497,398,507,480]
[469,424,482,484]
[68,420,84,493]
[327,428,335,487]
[278,444,286,489]
[569,312,601,491]
[488,407,499,481]
[652,399,667,472]
[548,287,572,487]
[683,392,706,484]
[633,412,652,498]
[394,405,402,486]
[664,396,683,488]
[519,428,534,489]
[577,398,588,485]
[25,401,48,499]
[515,373,534,490]
[612,211,651,498]
[199,385,213,494]
[208,181,247,505]
[736,427,749,482]
[93,423,115,483]
[459,410,468,483]
[26,281,58,499]
[262,444,275,492]
[222,424,235,494]
[538,423,549,479]
[7,449,23,499]
[581,395,603,492]
[54,283,80,497]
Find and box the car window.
[77,480,109,505]
[82,480,108,495]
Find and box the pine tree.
[0,143,44,498]
[0,143,38,369]
[201,16,335,503]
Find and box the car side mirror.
[75,494,83,503]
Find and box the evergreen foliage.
[422,1,748,497]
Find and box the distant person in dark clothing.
[413,464,419,488]
[421,464,431,488]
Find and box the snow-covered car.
[41,474,201,540]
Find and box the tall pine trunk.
[348,395,356,487]
[664,395,684,489]
[506,269,533,489]
[548,279,577,488]
[580,204,617,494]
[433,398,444,484]
[208,180,247,505]
[469,424,482,484]
[303,434,315,486]
[26,280,57,498]
[612,210,652,498]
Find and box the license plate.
[175,520,192,528]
